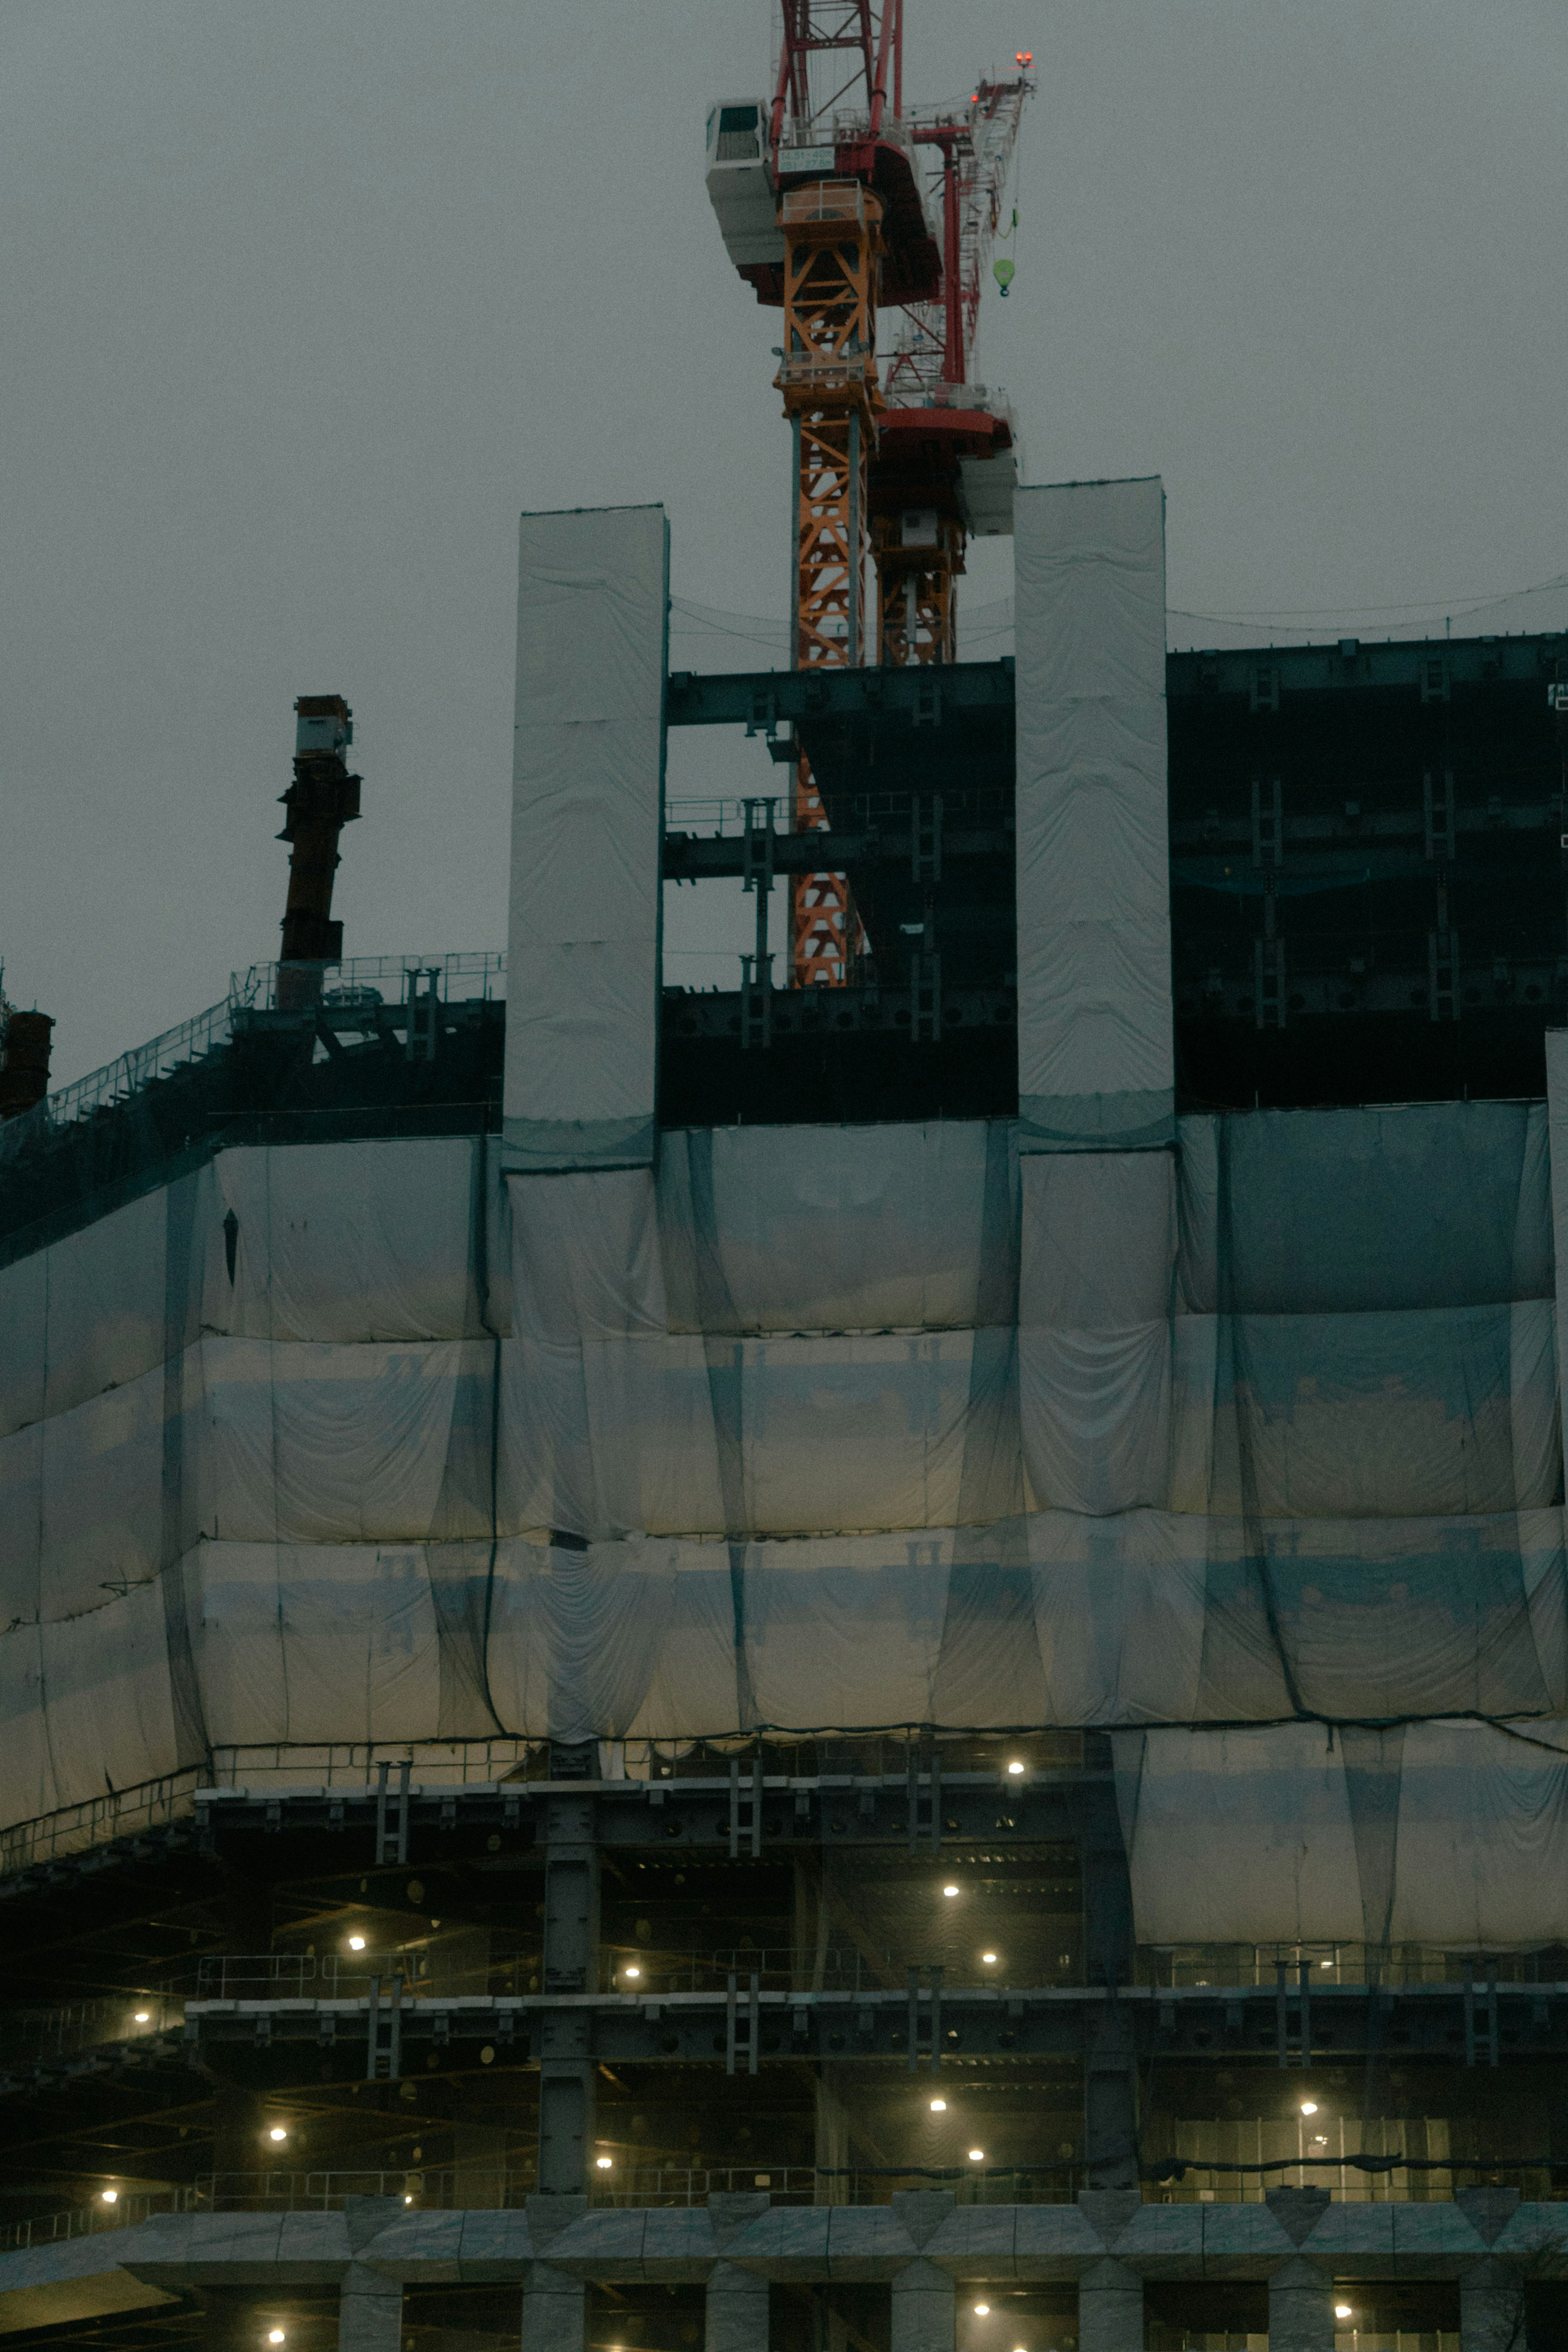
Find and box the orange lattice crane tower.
[705,10,1031,983]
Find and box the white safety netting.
[1112,1715,1568,1948]
[0,1090,1562,1940]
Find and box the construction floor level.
[2,485,1568,2352]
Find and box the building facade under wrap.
[3,486,1568,2348]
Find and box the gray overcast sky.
[1,0,1564,1083]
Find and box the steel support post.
[537,1792,600,2195]
[1082,1794,1138,2189]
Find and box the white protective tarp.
[2,1505,1546,1772]
[501,504,668,1173]
[1113,1713,1568,1949]
[209,1139,501,1342]
[0,1579,180,1829]
[0,1103,1555,1570]
[189,1541,443,1747]
[1014,478,1173,1151]
[657,1122,1016,1333]
[0,1093,1563,1945]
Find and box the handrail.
[0,952,505,1168]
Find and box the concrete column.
[522,2262,587,2352]
[537,1790,600,2195]
[1461,2258,1526,2352]
[1077,2256,1143,2352]
[706,2259,768,2352]
[338,2262,402,2352]
[892,2258,956,2352]
[1267,2254,1335,2352]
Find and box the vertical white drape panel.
[501,504,668,1173]
[0,1092,1563,1944]
[1014,478,1173,1151]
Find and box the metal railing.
[0,1766,207,1878]
[206,1740,538,1792]
[196,1944,533,2004]
[0,1996,184,2069]
[0,2162,1070,2249]
[232,952,505,1014]
[666,797,764,838]
[597,2166,818,2207]
[1140,1943,1568,1990]
[0,2186,199,2255]
[775,352,876,392]
[780,181,869,226]
[5,2155,1549,2253]
[0,953,505,1169]
[599,1946,1056,1996]
[0,998,237,1168]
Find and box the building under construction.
[3,9,1568,2352]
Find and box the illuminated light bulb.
[1299,2101,1318,2115]
[348,1935,366,1953]
[982,1953,998,1965]
[1336,2307,1353,2321]
[929,2098,947,2112]
[974,2305,991,2317]
[624,1966,641,1980]
[404,2194,414,2205]
[268,2127,287,2142]
[1007,1761,1025,1776]
[596,2156,614,2170]
[968,2148,985,2162]
[942,1884,959,1898]
[1313,2136,1327,2146]
[100,2189,118,2204]
[134,2011,150,2023]
[1321,1958,1333,1968]
[269,2333,287,2345]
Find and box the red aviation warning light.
[1016,51,1033,65]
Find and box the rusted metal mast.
[277,695,361,1010]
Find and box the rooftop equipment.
[276,694,361,1011]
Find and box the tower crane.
[705,7,1034,989]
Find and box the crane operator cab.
[704,100,783,272]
